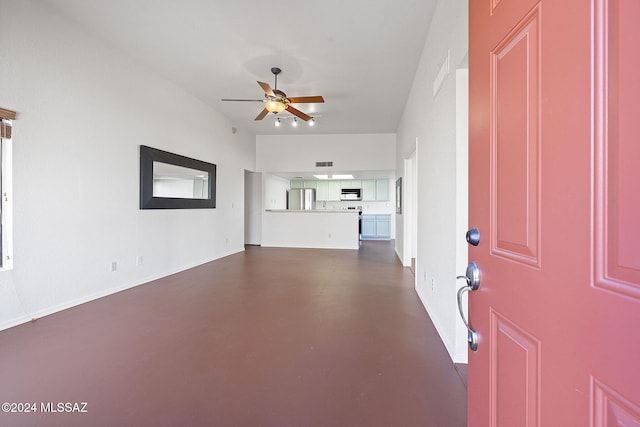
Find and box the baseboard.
[415,285,458,364]
[0,247,245,332]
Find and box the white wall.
[262,173,290,211]
[256,133,396,172]
[262,211,359,250]
[257,134,397,239]
[244,171,262,245]
[0,0,256,330]
[396,0,469,363]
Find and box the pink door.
[468,0,640,425]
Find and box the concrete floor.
[0,241,467,426]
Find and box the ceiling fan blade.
[285,105,312,121]
[221,99,264,102]
[254,108,270,121]
[257,81,274,97]
[287,96,325,104]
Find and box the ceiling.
[41,0,437,136]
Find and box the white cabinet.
[375,179,390,201]
[375,215,390,238]
[363,179,390,201]
[290,180,317,189]
[361,180,376,201]
[360,214,391,240]
[298,180,345,201]
[315,181,329,200]
[291,179,387,201]
[361,215,376,237]
[341,179,361,189]
[327,181,341,201]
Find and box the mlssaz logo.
[41,402,88,413]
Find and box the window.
[0,108,15,270]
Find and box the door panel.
[592,378,640,426]
[490,310,540,426]
[491,6,540,266]
[469,0,640,425]
[594,0,640,296]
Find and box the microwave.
[340,188,362,201]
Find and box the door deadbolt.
[466,228,480,246]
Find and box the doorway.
[244,170,262,245]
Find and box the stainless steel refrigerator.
[287,188,316,210]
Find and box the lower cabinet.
[360,214,391,240]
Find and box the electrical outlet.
[111,261,117,272]
[431,278,436,292]
[328,233,332,238]
[136,256,143,266]
[423,272,427,281]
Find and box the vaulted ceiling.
[42,0,437,135]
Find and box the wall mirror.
[140,145,216,209]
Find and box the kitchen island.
[262,209,360,250]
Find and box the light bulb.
[265,100,287,113]
[309,118,315,126]
[274,118,281,127]
[292,118,298,127]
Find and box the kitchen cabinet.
[375,215,390,238]
[290,180,317,189]
[375,179,390,201]
[297,179,341,201]
[341,179,361,189]
[327,181,341,201]
[360,214,391,240]
[361,180,376,201]
[315,181,329,200]
[361,215,376,237]
[292,179,386,201]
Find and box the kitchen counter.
[262,209,359,250]
[265,209,358,213]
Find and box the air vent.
[315,161,333,167]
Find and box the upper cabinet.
[327,181,341,201]
[359,179,390,201]
[290,178,390,201]
[315,181,329,201]
[342,179,361,189]
[375,179,389,201]
[290,180,317,189]
[361,180,376,201]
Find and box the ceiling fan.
[221,67,324,121]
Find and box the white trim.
[0,130,13,271]
[0,248,244,331]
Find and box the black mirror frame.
[139,145,216,209]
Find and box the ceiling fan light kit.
[273,115,318,127]
[222,67,324,125]
[265,100,286,114]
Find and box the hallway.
[0,242,467,426]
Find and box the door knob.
[456,282,479,351]
[466,228,480,246]
[456,261,481,351]
[461,261,480,290]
